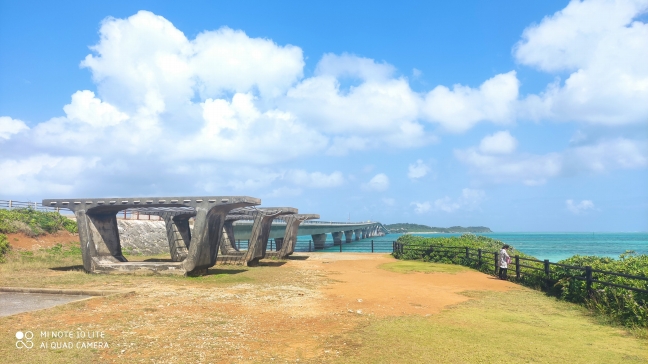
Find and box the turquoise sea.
[295,232,648,262]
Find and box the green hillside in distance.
[385,223,492,233]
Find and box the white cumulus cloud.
[566,199,596,214]
[408,159,430,179]
[411,201,431,213]
[422,72,519,133]
[434,188,486,213]
[516,0,648,125]
[0,116,29,140]
[362,173,390,191]
[479,130,518,154]
[456,136,647,185]
[285,169,345,188]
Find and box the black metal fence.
[230,239,397,253]
[394,242,648,295]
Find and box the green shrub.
[0,208,78,236]
[394,234,648,328]
[0,233,10,262]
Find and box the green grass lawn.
[333,289,647,364]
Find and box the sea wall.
[117,220,168,255]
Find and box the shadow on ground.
[49,265,85,272]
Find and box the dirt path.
[293,253,516,317]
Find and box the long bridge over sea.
[230,219,387,249]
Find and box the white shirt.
[499,249,510,268]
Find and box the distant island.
[384,223,492,233]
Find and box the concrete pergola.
[264,214,320,259]
[217,207,298,266]
[42,196,260,275]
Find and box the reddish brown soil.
[4,231,78,250]
[298,253,515,317]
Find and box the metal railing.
[394,243,648,294]
[0,199,59,212]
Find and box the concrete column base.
[312,233,327,249]
[344,230,353,243]
[274,238,284,251]
[332,232,343,246]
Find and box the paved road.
[0,292,91,317]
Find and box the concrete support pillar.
[332,231,343,246]
[162,213,193,262]
[75,211,127,271]
[354,229,362,241]
[344,230,353,243]
[220,220,239,255]
[312,233,327,249]
[362,228,368,239]
[274,237,284,251]
[265,214,319,259]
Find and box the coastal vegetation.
[0,207,78,236]
[394,234,648,329]
[0,233,9,263]
[385,223,492,233]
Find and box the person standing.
[499,244,511,280]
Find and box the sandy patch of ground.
[288,253,516,317]
[5,231,78,250]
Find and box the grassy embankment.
[0,208,78,263]
[394,234,648,332]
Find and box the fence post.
[465,247,469,261]
[8,200,12,210]
[515,255,520,279]
[123,210,127,219]
[309,240,312,252]
[271,239,274,251]
[585,266,593,297]
[494,252,499,275]
[340,240,342,252]
[478,249,482,267]
[544,260,550,277]
[136,211,140,220]
[392,241,395,253]
[237,240,240,250]
[371,240,374,253]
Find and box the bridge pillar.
[332,231,343,246]
[274,237,284,251]
[344,230,353,243]
[312,233,327,249]
[354,229,362,241]
[362,228,368,239]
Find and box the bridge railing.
[0,199,62,213]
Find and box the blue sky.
[1,0,647,231]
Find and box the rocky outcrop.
[117,220,167,255]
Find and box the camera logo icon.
[15,331,34,349]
